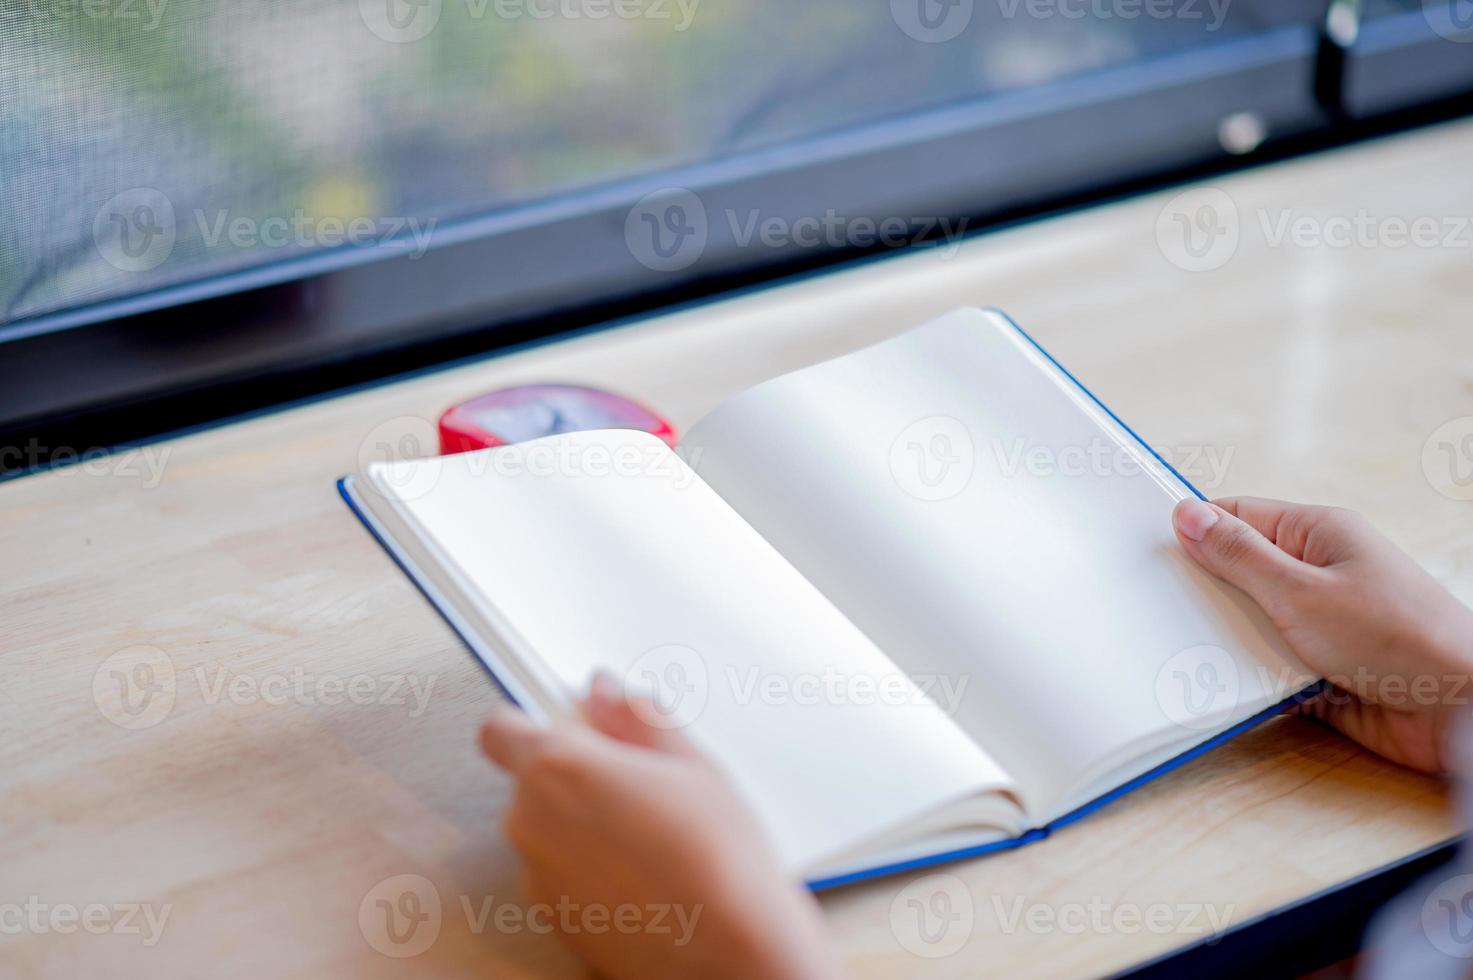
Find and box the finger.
[1213,497,1299,541]
[503,799,572,868]
[1214,496,1329,562]
[517,870,577,936]
[1295,692,1369,744]
[479,705,548,774]
[1173,498,1309,612]
[1294,691,1447,775]
[518,869,556,913]
[581,671,700,756]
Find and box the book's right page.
[681,308,1315,826]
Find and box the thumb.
[1173,498,1303,610]
[479,704,549,774]
[580,671,701,756]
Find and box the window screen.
[4,0,1325,326]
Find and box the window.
[6,0,1329,326]
[2,0,1471,468]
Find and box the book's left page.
[351,429,1019,877]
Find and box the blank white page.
[371,430,1014,873]
[682,309,1311,821]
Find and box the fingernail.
[1175,499,1221,542]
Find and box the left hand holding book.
[479,674,845,980]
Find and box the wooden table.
[4,117,1472,979]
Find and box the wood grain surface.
[4,118,1472,978]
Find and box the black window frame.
[3,2,1472,475]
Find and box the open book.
[339,308,1314,888]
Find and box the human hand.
[479,674,844,980]
[1173,496,1473,774]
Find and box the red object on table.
[438,384,678,455]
